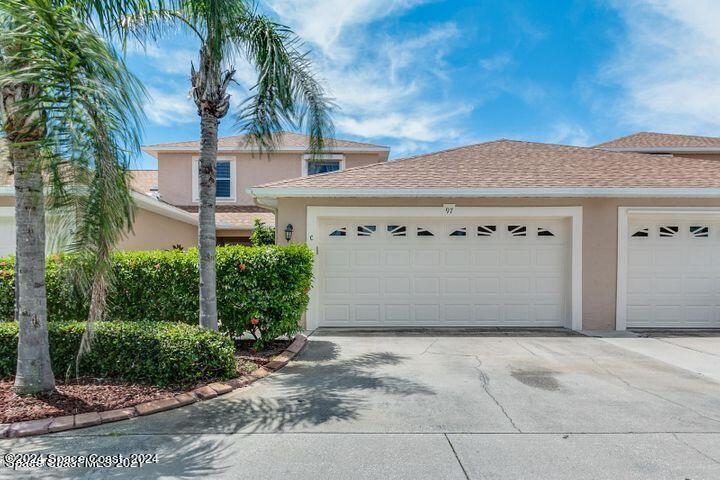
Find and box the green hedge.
[0,245,313,344]
[0,321,236,386]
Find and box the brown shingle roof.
[596,132,720,149]
[144,131,388,150]
[128,170,158,194]
[177,205,274,229]
[252,139,720,190]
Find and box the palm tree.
[127,1,333,330]
[0,0,148,394]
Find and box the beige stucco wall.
[157,151,387,206]
[117,208,197,251]
[275,196,720,331]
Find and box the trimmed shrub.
[217,244,313,347]
[0,321,236,386]
[0,245,313,346]
[249,218,276,246]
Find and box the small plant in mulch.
[234,338,292,374]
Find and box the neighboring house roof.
[177,205,274,230]
[128,169,158,195]
[249,139,720,198]
[596,132,720,151]
[142,131,390,158]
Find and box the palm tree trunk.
[13,144,55,394]
[198,110,218,330]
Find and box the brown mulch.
[2,339,293,425]
[235,339,292,374]
[0,379,178,424]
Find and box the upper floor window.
[303,154,345,176]
[216,161,232,198]
[192,157,235,202]
[307,161,341,175]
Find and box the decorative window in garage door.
[449,227,467,237]
[659,225,679,238]
[507,225,527,237]
[387,225,407,237]
[631,227,649,238]
[477,225,497,237]
[416,227,435,237]
[329,227,347,237]
[537,227,555,237]
[690,225,709,238]
[357,225,377,237]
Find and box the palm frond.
[0,0,144,301]
[231,9,335,153]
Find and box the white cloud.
[144,87,196,126]
[267,1,471,153]
[605,0,720,134]
[128,42,198,75]
[266,0,432,59]
[336,105,472,144]
[479,53,513,72]
[546,122,591,146]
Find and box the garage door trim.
[616,206,720,331]
[307,206,583,330]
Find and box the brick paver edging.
[0,333,308,439]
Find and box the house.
[248,132,720,332]
[0,132,390,254]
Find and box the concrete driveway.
[3,331,720,479]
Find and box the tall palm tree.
[128,1,333,330]
[0,0,148,394]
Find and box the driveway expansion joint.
[444,434,471,480]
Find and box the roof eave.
[602,146,720,154]
[247,187,720,199]
[142,145,390,158]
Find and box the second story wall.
[157,151,387,206]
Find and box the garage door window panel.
[329,227,347,237]
[508,225,527,237]
[387,225,407,237]
[690,225,709,238]
[631,227,650,238]
[659,225,679,238]
[477,225,497,237]
[357,225,377,237]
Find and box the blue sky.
[126,0,720,168]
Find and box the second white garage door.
[627,215,720,328]
[316,217,571,327]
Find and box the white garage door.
[316,218,571,327]
[627,216,720,328]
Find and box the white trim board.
[249,186,720,199]
[615,206,720,331]
[305,205,583,331]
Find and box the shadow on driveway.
[202,345,436,432]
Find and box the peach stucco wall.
[117,208,197,251]
[275,196,720,331]
[157,151,387,206]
